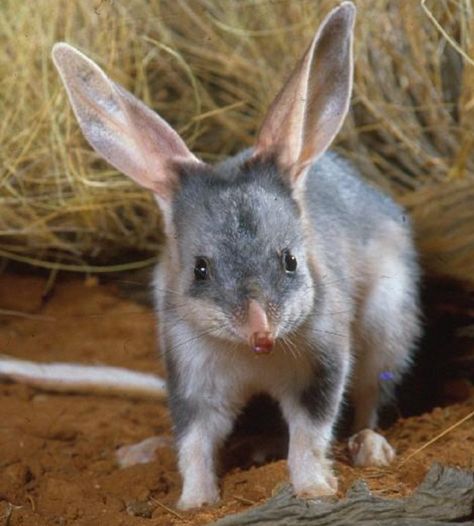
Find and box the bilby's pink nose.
[251,331,274,354]
[247,300,274,354]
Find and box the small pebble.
[126,500,153,519]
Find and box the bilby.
[1,1,420,510]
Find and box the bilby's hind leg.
[349,247,420,467]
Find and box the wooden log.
[212,464,474,526]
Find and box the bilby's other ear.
[52,43,201,202]
[253,2,355,185]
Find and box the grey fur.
[162,331,199,438]
[172,159,307,322]
[299,344,347,422]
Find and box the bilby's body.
[154,149,419,507]
[25,0,421,510]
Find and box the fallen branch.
[211,464,474,526]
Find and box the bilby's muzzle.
[246,299,274,354]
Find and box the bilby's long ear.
[52,43,201,202]
[254,2,355,184]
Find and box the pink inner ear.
[108,82,202,199]
[252,3,355,184]
[253,57,307,168]
[52,43,202,202]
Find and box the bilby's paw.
[348,429,395,467]
[292,464,338,499]
[177,485,220,510]
[116,435,170,468]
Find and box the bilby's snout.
[245,299,274,354]
[250,331,274,354]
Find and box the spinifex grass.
[0,0,473,278]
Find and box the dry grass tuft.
[0,0,473,277]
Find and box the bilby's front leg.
[279,350,350,498]
[176,409,235,510]
[162,318,242,510]
[163,337,239,510]
[283,407,338,497]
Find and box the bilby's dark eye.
[282,249,297,273]
[194,257,210,281]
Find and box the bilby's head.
[52,2,355,353]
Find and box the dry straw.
[0,0,473,278]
